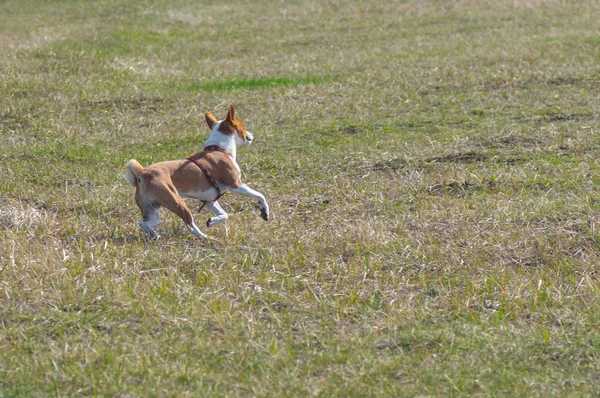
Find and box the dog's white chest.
[179,187,221,201]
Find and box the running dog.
[125,104,269,239]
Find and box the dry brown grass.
[1,0,600,396]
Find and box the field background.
[1,0,600,396]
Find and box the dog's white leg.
[139,207,161,239]
[229,184,269,221]
[187,222,209,239]
[204,201,229,227]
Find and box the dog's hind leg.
[139,204,162,239]
[205,201,228,227]
[157,183,208,239]
[135,184,162,239]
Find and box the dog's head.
[205,104,253,146]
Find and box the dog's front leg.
[204,201,229,227]
[230,184,269,221]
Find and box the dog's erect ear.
[226,104,235,121]
[205,112,218,130]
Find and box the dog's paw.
[207,217,226,228]
[260,208,269,221]
[147,232,162,240]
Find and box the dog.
[125,104,269,239]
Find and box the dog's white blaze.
[203,121,238,159]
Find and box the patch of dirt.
[370,157,408,171]
[79,97,163,111]
[483,76,586,90]
[276,198,331,222]
[515,113,597,124]
[545,77,580,86]
[0,112,36,131]
[339,126,361,135]
[331,156,416,176]
[483,135,547,150]
[473,133,573,159]
[425,181,495,197]
[545,113,597,122]
[425,151,488,164]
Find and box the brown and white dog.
[125,104,269,239]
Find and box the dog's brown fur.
[128,149,242,213]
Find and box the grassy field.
[1,0,600,396]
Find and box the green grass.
[1,0,600,396]
[182,76,331,91]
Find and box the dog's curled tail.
[125,159,144,186]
